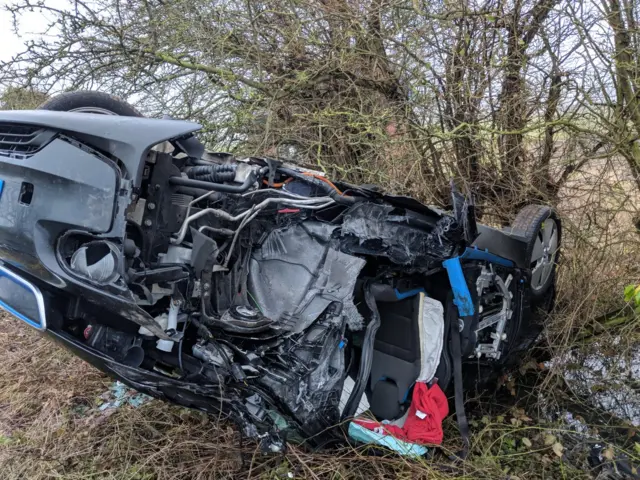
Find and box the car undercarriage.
[0,93,561,451]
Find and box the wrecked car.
[0,92,560,451]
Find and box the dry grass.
[0,320,608,479]
[0,159,638,479]
[0,314,596,479]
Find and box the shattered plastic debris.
[339,376,370,416]
[98,381,153,411]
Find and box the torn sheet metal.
[340,203,459,267]
[246,221,366,434]
[257,312,347,433]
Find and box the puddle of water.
[547,337,640,426]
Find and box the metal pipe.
[198,226,235,236]
[223,200,334,267]
[172,197,334,245]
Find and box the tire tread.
[37,91,142,117]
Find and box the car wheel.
[511,205,561,301]
[37,91,142,117]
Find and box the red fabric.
[354,382,449,445]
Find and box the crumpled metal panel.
[248,221,365,333]
[246,221,366,433]
[340,203,458,266]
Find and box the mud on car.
[0,92,560,450]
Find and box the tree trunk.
[604,0,640,190]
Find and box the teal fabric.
[348,422,428,457]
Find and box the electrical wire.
[262,178,291,188]
[222,200,335,268]
[301,172,343,194]
[241,188,307,199]
[247,290,264,314]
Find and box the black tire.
[37,91,142,117]
[511,205,561,301]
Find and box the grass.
[0,156,638,479]
[0,317,626,479]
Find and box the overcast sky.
[0,2,61,63]
[0,10,23,62]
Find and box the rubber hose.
[175,186,223,198]
[187,164,237,183]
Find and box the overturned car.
[0,92,560,450]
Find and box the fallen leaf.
[552,442,564,457]
[602,447,615,460]
[544,434,556,446]
[519,360,538,374]
[522,437,532,448]
[520,415,533,422]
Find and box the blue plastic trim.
[0,179,4,199]
[0,264,46,330]
[442,257,475,316]
[460,246,514,267]
[401,382,415,403]
[394,287,426,300]
[0,298,42,330]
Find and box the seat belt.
[442,257,473,459]
[450,316,470,459]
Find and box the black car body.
[0,103,560,449]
